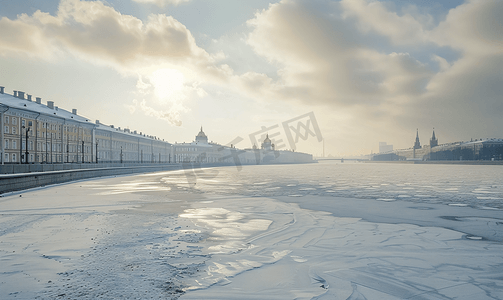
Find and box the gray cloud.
[1,0,501,152]
[244,0,503,147]
[0,0,223,77]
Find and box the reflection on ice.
[180,207,272,254]
[86,180,171,195]
[3,163,502,299]
[181,196,503,299]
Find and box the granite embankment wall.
[0,163,185,194]
[0,162,187,175]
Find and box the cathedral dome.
[261,134,273,150]
[197,127,207,138]
[263,134,271,144]
[195,126,208,144]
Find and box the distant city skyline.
[1,0,502,157]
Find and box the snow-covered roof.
[1,91,171,144]
[0,92,92,124]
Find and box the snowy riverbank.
[1,167,502,299]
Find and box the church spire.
[430,128,438,147]
[413,128,422,149]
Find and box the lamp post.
[45,123,48,163]
[82,140,84,163]
[22,121,33,164]
[120,146,123,163]
[96,140,98,163]
[67,138,69,163]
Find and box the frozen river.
[184,161,503,209]
[1,161,502,299]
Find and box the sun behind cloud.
[150,68,185,103]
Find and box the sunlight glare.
[150,68,185,101]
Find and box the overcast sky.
[1,0,501,156]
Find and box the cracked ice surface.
[179,196,503,300]
[0,162,502,299]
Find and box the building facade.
[1,87,172,165]
[1,86,314,167]
[372,129,503,161]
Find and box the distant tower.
[413,129,422,149]
[261,134,274,151]
[430,128,438,147]
[195,126,208,144]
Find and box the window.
[4,116,9,124]
[12,153,16,162]
[4,126,8,134]
[12,117,17,125]
[4,153,9,162]
[22,119,25,127]
[4,139,9,149]
[12,141,17,149]
[12,127,16,134]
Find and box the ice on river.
[0,166,502,299]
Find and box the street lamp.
[22,121,33,164]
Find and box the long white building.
[1,86,313,167]
[1,87,172,164]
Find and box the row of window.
[3,118,92,134]
[4,126,16,134]
[3,139,93,152]
[176,147,208,152]
[3,125,94,141]
[3,153,94,163]
[96,138,167,152]
[3,116,17,125]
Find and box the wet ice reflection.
[85,180,170,195]
[180,196,503,300]
[180,207,272,254]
